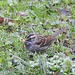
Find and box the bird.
[25,28,67,53]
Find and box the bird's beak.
[25,38,29,41]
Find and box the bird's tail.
[52,27,67,37]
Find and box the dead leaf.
[0,17,4,24]
[16,11,26,16]
[58,9,72,16]
[0,17,15,26]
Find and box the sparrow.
[25,28,67,53]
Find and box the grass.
[0,0,75,75]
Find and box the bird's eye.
[25,34,35,41]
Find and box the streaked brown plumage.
[25,28,67,52]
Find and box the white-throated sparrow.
[25,28,67,52]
